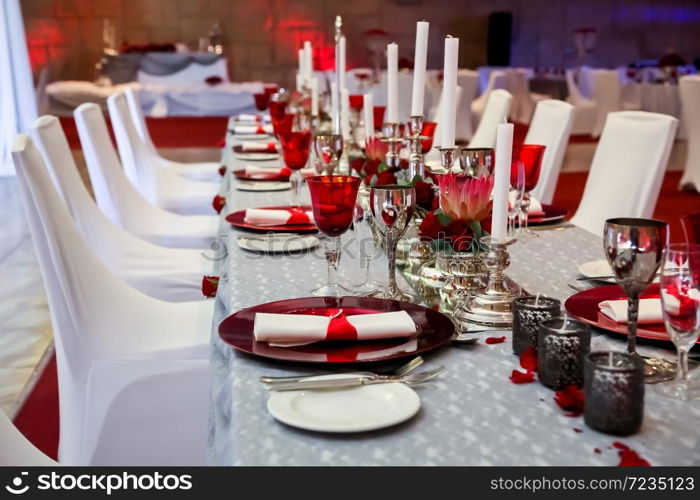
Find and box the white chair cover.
[565,69,597,135]
[471,70,507,124]
[429,86,463,151]
[75,103,219,249]
[467,89,513,149]
[508,68,549,124]
[0,409,57,465]
[30,115,213,301]
[570,111,678,235]
[12,136,212,464]
[107,91,219,215]
[527,100,575,205]
[455,69,479,141]
[679,76,700,192]
[590,70,622,138]
[124,86,220,181]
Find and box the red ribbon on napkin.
[256,125,266,134]
[325,312,358,341]
[287,207,311,225]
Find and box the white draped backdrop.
[0,0,37,176]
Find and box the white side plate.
[267,374,420,433]
[234,153,279,162]
[237,234,319,254]
[236,181,290,192]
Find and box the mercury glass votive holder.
[584,351,645,435]
[512,296,561,355]
[537,316,591,389]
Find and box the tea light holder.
[407,115,426,179]
[537,316,591,389]
[437,146,459,174]
[512,296,561,355]
[584,351,645,435]
[381,122,403,168]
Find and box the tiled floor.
[0,177,53,418]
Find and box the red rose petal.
[519,347,538,372]
[212,195,226,214]
[485,336,506,345]
[218,165,226,177]
[618,449,651,467]
[573,428,583,433]
[612,441,629,451]
[594,448,602,454]
[509,369,535,384]
[201,275,220,298]
[554,385,585,417]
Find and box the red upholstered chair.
[681,213,700,243]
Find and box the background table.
[208,134,700,465]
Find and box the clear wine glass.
[509,160,525,239]
[604,217,669,381]
[658,243,700,400]
[368,185,417,302]
[459,147,494,177]
[313,134,343,175]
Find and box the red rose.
[364,159,380,179]
[218,165,226,177]
[413,180,434,210]
[444,219,474,252]
[201,275,220,298]
[212,195,226,214]
[375,171,397,186]
[418,211,443,241]
[350,157,365,175]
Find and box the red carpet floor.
[11,117,700,461]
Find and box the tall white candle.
[363,93,374,141]
[411,21,429,116]
[440,36,459,148]
[341,87,350,139]
[311,77,319,116]
[339,36,347,91]
[298,48,305,84]
[387,42,399,123]
[296,73,303,92]
[491,123,513,243]
[303,41,313,84]
[331,82,340,133]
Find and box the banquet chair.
[471,70,507,124]
[565,69,597,135]
[30,115,213,301]
[455,69,479,140]
[124,86,221,182]
[74,103,219,249]
[679,76,700,192]
[681,213,700,243]
[570,111,678,235]
[526,100,575,205]
[467,89,513,149]
[508,68,550,125]
[429,85,464,152]
[12,135,213,464]
[107,92,219,215]
[590,70,623,138]
[0,409,57,465]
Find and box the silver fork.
[263,366,446,392]
[259,356,425,386]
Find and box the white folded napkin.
[253,310,417,346]
[244,208,314,226]
[236,113,268,122]
[233,124,273,135]
[240,141,277,152]
[508,192,545,215]
[244,165,290,176]
[599,298,663,324]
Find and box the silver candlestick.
[381,122,403,168]
[454,236,522,327]
[407,115,426,179]
[437,146,459,173]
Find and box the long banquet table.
[208,131,700,466]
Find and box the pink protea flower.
[364,137,389,162]
[438,173,494,223]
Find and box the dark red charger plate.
[233,169,289,182]
[218,296,456,364]
[564,283,695,344]
[232,144,278,154]
[528,204,568,226]
[226,205,318,233]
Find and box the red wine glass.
[307,175,361,296]
[279,130,312,206]
[511,144,546,236]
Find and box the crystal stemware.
[271,113,294,140]
[279,130,312,206]
[307,175,361,297]
[604,217,669,380]
[657,243,700,400]
[420,121,438,154]
[253,92,270,112]
[508,160,525,239]
[459,147,494,177]
[313,133,343,175]
[369,185,416,302]
[511,144,546,237]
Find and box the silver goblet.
[604,217,670,381]
[313,133,343,175]
[459,147,494,177]
[368,185,416,302]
